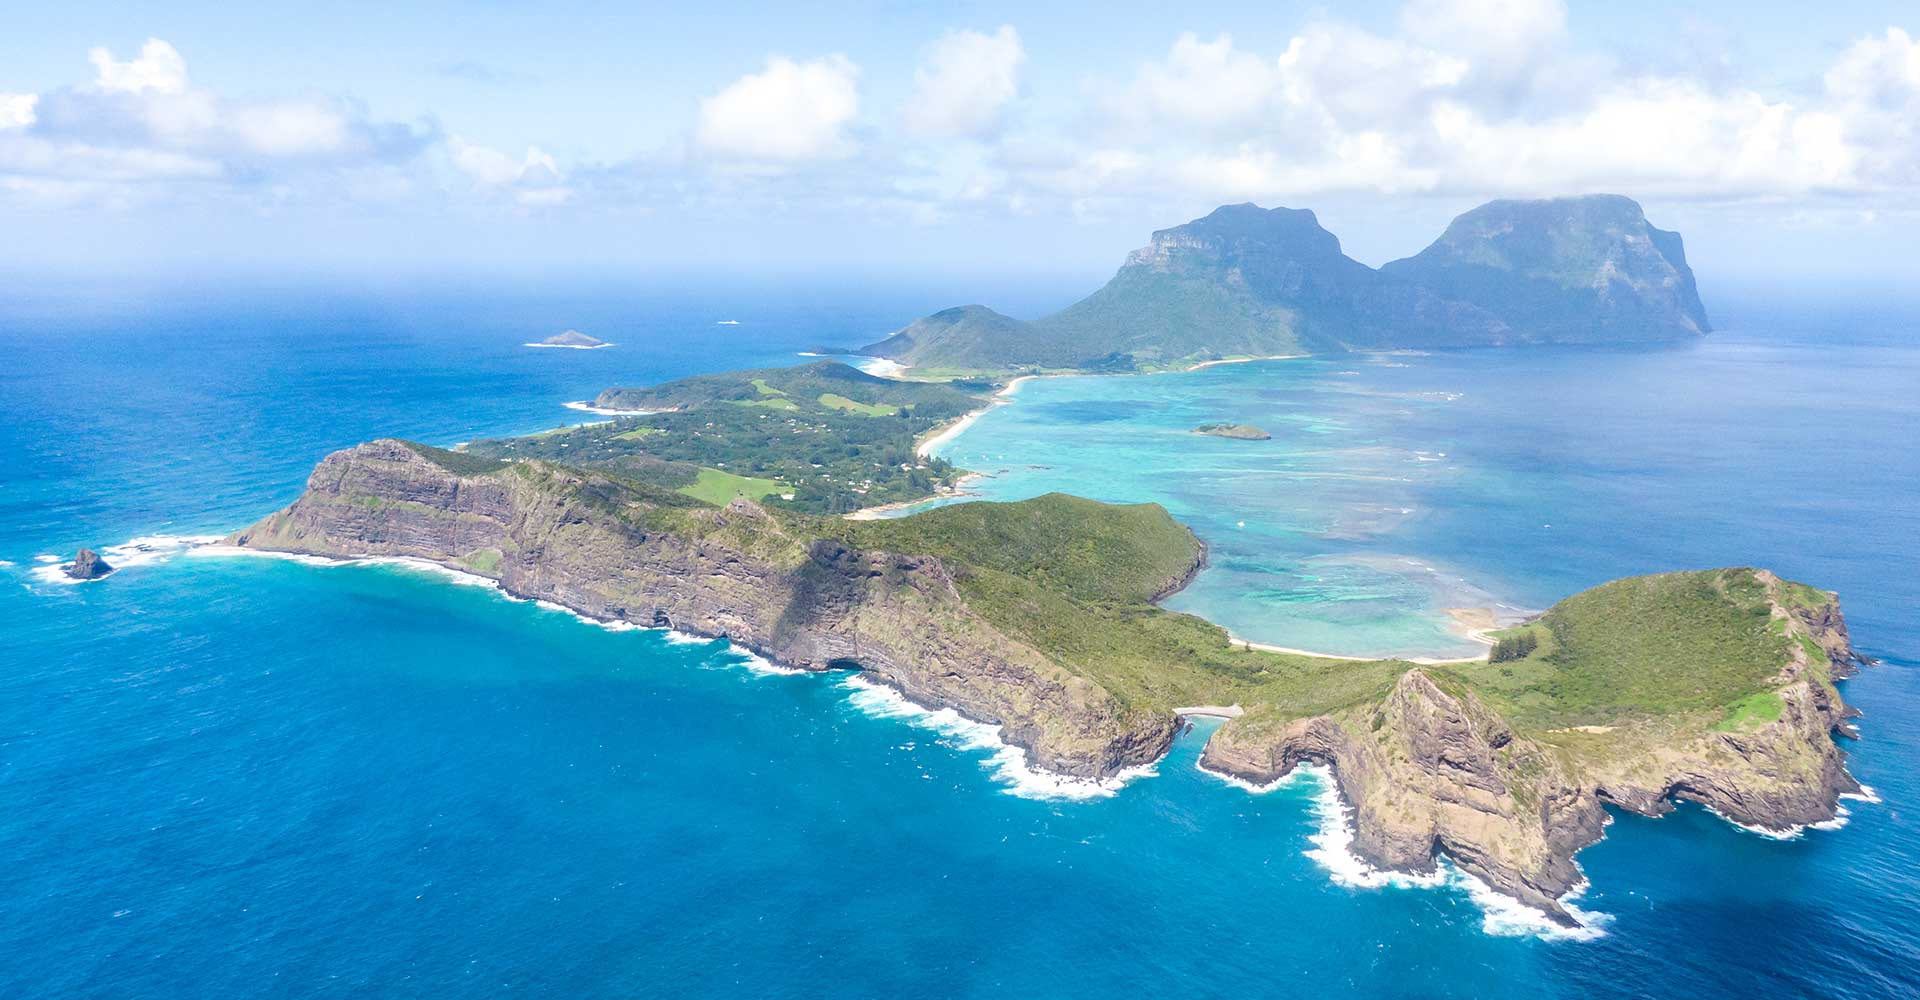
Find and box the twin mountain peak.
[863,194,1711,372]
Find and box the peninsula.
[234,436,1867,926]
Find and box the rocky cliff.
[863,194,1710,371]
[229,440,1175,777]
[1199,570,1863,924]
[237,443,1864,928]
[1381,194,1711,342]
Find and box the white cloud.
[89,38,189,96]
[696,55,860,162]
[0,39,431,208]
[0,93,37,129]
[1002,8,1920,211]
[904,26,1024,138]
[447,135,569,205]
[450,135,557,186]
[1118,34,1280,133]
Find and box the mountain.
[862,195,1710,372]
[1380,195,1711,342]
[868,305,1037,370]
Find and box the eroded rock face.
[1201,580,1865,925]
[229,441,1174,778]
[1203,672,1605,922]
[64,548,113,580]
[236,442,1864,928]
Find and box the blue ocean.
[3,284,1916,998]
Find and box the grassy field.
[811,494,1410,715]
[1447,569,1793,729]
[467,362,980,515]
[678,468,786,505]
[818,392,899,416]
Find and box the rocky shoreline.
[230,439,1870,928]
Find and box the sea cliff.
[234,440,1866,926]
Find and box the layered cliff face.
[1199,570,1864,924]
[238,442,1864,928]
[863,195,1710,371]
[229,440,1177,777]
[1381,195,1711,342]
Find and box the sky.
[2,0,1918,295]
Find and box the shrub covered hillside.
[466,361,987,514]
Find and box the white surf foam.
[723,642,805,677]
[838,675,1156,800]
[1463,876,1611,942]
[1194,759,1311,794]
[563,401,661,417]
[31,533,225,584]
[1296,766,1610,941]
[524,342,614,350]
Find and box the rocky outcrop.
[229,440,1174,778]
[1201,577,1865,925]
[64,548,113,580]
[1202,672,1605,922]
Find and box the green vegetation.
[735,397,800,411]
[1490,629,1539,662]
[1451,569,1793,729]
[818,392,899,416]
[466,361,981,514]
[1713,691,1785,731]
[398,441,507,477]
[809,494,1409,716]
[861,197,1707,374]
[679,468,787,505]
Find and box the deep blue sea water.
[3,287,1916,998]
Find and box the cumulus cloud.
[903,26,1024,138]
[1002,7,1920,213]
[89,38,190,96]
[696,55,861,162]
[0,39,435,206]
[448,135,569,205]
[0,93,37,130]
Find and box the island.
[527,329,611,350]
[858,194,1709,375]
[1195,423,1271,440]
[233,435,1867,926]
[64,547,113,580]
[225,196,1868,928]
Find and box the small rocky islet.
[64,547,114,580]
[1194,423,1271,440]
[532,329,610,349]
